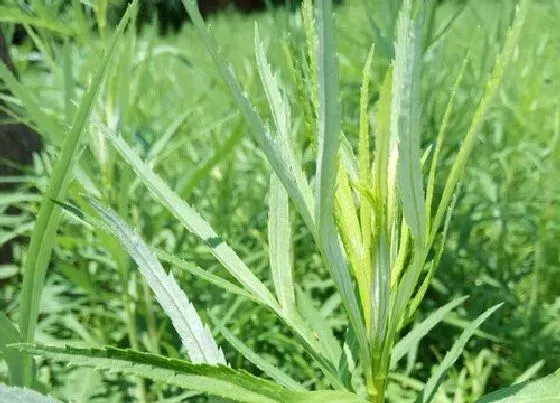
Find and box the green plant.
[2,0,559,402]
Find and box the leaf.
[391,0,426,246]
[100,57,339,388]
[334,166,364,307]
[417,303,502,403]
[513,360,546,385]
[102,130,278,310]
[212,318,304,391]
[87,197,226,365]
[12,344,284,403]
[390,296,468,368]
[407,191,459,319]
[255,26,291,141]
[476,370,560,403]
[314,0,369,365]
[12,344,367,403]
[425,54,468,235]
[156,250,259,303]
[357,45,375,326]
[431,0,529,236]
[254,25,315,229]
[17,1,137,387]
[181,0,315,231]
[268,173,297,316]
[0,384,60,403]
[374,66,394,227]
[301,0,318,114]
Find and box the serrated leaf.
[417,303,502,403]
[102,130,278,310]
[357,45,375,329]
[12,344,283,403]
[268,173,296,316]
[87,197,225,365]
[391,0,426,246]
[181,0,315,231]
[11,344,367,403]
[96,131,338,383]
[425,55,468,235]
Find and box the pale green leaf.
[268,173,296,316]
[102,131,278,310]
[314,0,368,363]
[12,344,283,403]
[425,55,468,235]
[87,197,226,365]
[391,0,426,246]
[357,45,375,321]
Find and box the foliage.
[0,0,558,402]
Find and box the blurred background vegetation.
[1,0,559,401]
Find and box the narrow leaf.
[425,54,468,233]
[103,130,278,309]
[431,0,529,237]
[156,250,259,303]
[391,0,426,246]
[18,2,137,387]
[390,296,468,368]
[268,173,296,315]
[12,344,284,403]
[13,343,366,402]
[181,0,315,231]
[358,45,375,319]
[417,303,502,403]
[315,0,369,363]
[87,197,225,365]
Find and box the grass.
[0,0,559,401]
